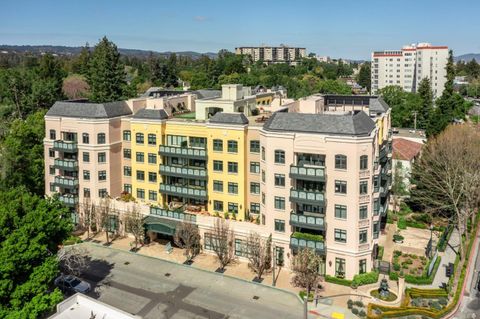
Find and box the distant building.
[371,43,449,98]
[316,55,330,63]
[235,45,306,65]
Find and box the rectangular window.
[274,150,285,164]
[99,189,108,198]
[213,160,223,172]
[228,162,238,174]
[261,146,265,160]
[82,133,89,144]
[98,170,107,181]
[189,137,206,148]
[204,233,215,251]
[250,202,260,214]
[49,166,55,175]
[261,192,265,205]
[49,183,56,192]
[274,196,285,210]
[359,229,368,244]
[148,153,157,164]
[235,239,248,257]
[360,180,368,194]
[148,134,156,145]
[136,133,144,144]
[373,199,380,216]
[250,182,260,194]
[373,221,380,239]
[250,162,260,174]
[373,175,379,192]
[335,155,347,169]
[49,129,56,140]
[213,139,223,152]
[213,180,223,192]
[261,170,265,182]
[335,258,346,277]
[98,152,106,163]
[136,152,144,163]
[334,205,347,219]
[83,170,90,180]
[83,152,90,162]
[97,133,106,144]
[228,202,238,214]
[123,184,132,193]
[123,130,131,141]
[136,188,145,199]
[334,229,347,243]
[359,205,368,219]
[335,180,347,194]
[274,219,285,232]
[274,174,285,187]
[49,149,55,158]
[213,200,223,211]
[148,172,157,183]
[227,140,238,153]
[228,182,238,194]
[359,259,367,274]
[84,188,90,198]
[136,170,145,181]
[360,155,368,170]
[149,191,157,201]
[123,148,131,159]
[250,140,260,153]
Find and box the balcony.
[159,184,207,200]
[159,165,207,180]
[54,158,78,171]
[290,211,325,230]
[54,176,79,188]
[53,140,77,153]
[159,145,207,160]
[379,186,388,198]
[59,194,79,207]
[290,233,326,255]
[150,206,197,222]
[290,188,325,206]
[289,165,325,182]
[380,204,388,216]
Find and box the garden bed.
[389,250,441,285]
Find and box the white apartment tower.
[371,43,449,98]
[235,45,307,65]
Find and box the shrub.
[352,308,359,315]
[354,300,364,308]
[292,232,324,241]
[352,271,379,286]
[402,263,409,269]
[406,258,413,264]
[410,254,418,259]
[438,297,448,306]
[393,250,402,257]
[393,234,404,242]
[411,298,420,307]
[377,245,384,260]
[359,309,366,317]
[397,217,407,229]
[389,272,399,281]
[325,275,352,286]
[299,291,314,301]
[430,301,442,310]
[347,299,353,309]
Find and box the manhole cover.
[253,296,260,300]
[165,273,171,277]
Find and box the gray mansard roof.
[132,108,169,120]
[209,112,249,125]
[263,111,376,136]
[46,100,132,118]
[369,97,389,113]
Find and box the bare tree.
[97,197,117,244]
[246,232,272,281]
[174,221,201,263]
[82,197,95,239]
[291,248,323,298]
[58,245,89,277]
[411,124,480,260]
[124,204,145,251]
[210,218,235,272]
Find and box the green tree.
[0,188,72,318]
[417,78,434,129]
[0,110,46,195]
[465,58,480,78]
[87,36,127,102]
[357,63,371,92]
[72,43,91,75]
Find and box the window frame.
[274,150,285,164]
[335,154,347,170]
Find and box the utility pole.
[304,296,308,319]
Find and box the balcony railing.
[290,188,325,206]
[54,176,79,188]
[380,204,388,216]
[289,165,325,181]
[290,211,325,230]
[358,243,370,251]
[159,184,207,200]
[290,235,326,255]
[59,194,79,207]
[359,194,370,203]
[379,186,388,197]
[159,165,207,180]
[359,170,370,178]
[150,207,197,222]
[53,140,77,152]
[159,145,207,159]
[54,158,78,171]
[358,219,370,228]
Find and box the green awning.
[144,216,179,236]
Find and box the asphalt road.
[79,243,303,319]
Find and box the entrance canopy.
[144,216,179,236]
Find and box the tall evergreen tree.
[417,78,433,129]
[357,63,371,92]
[72,43,91,75]
[87,37,126,103]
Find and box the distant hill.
[0,45,218,59]
[454,53,480,62]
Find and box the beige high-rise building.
[371,43,449,98]
[235,45,307,65]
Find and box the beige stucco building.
[44,89,391,280]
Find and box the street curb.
[79,241,305,305]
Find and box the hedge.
[325,275,352,286]
[377,245,384,260]
[352,271,379,286]
[404,256,442,285]
[437,226,453,252]
[292,232,324,241]
[397,217,407,230]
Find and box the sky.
[1,0,479,60]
